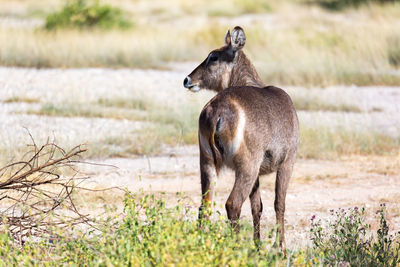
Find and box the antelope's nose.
[183,76,192,88]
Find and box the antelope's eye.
[209,54,218,62]
[210,55,218,61]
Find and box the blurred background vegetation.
[0,0,399,86]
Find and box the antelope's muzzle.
[183,76,200,92]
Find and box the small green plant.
[310,205,400,266]
[45,0,132,30]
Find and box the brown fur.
[184,26,299,249]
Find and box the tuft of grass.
[3,97,40,104]
[97,97,153,111]
[299,127,400,159]
[292,97,362,112]
[44,0,132,30]
[388,35,400,68]
[31,103,139,120]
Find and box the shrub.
[314,0,396,10]
[45,0,132,30]
[310,205,400,266]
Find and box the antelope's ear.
[231,26,246,51]
[224,29,231,46]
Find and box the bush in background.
[314,0,396,10]
[45,0,132,30]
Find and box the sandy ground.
[1,67,399,248]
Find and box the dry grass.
[0,27,195,69]
[292,96,362,112]
[299,127,400,159]
[3,96,40,103]
[24,98,203,158]
[0,1,400,86]
[21,99,400,160]
[365,155,400,175]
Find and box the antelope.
[183,26,299,248]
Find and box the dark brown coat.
[184,26,299,248]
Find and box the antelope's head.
[183,26,246,92]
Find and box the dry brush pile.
[0,135,95,246]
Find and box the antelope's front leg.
[198,150,217,221]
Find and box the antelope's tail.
[209,116,223,175]
[199,110,223,175]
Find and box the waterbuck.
[183,26,299,248]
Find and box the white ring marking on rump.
[230,104,246,155]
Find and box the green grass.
[1,192,398,266]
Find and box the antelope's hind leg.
[198,149,217,221]
[250,177,263,243]
[274,157,294,249]
[225,160,260,233]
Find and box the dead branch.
[0,136,99,246]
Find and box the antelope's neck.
[228,52,264,88]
